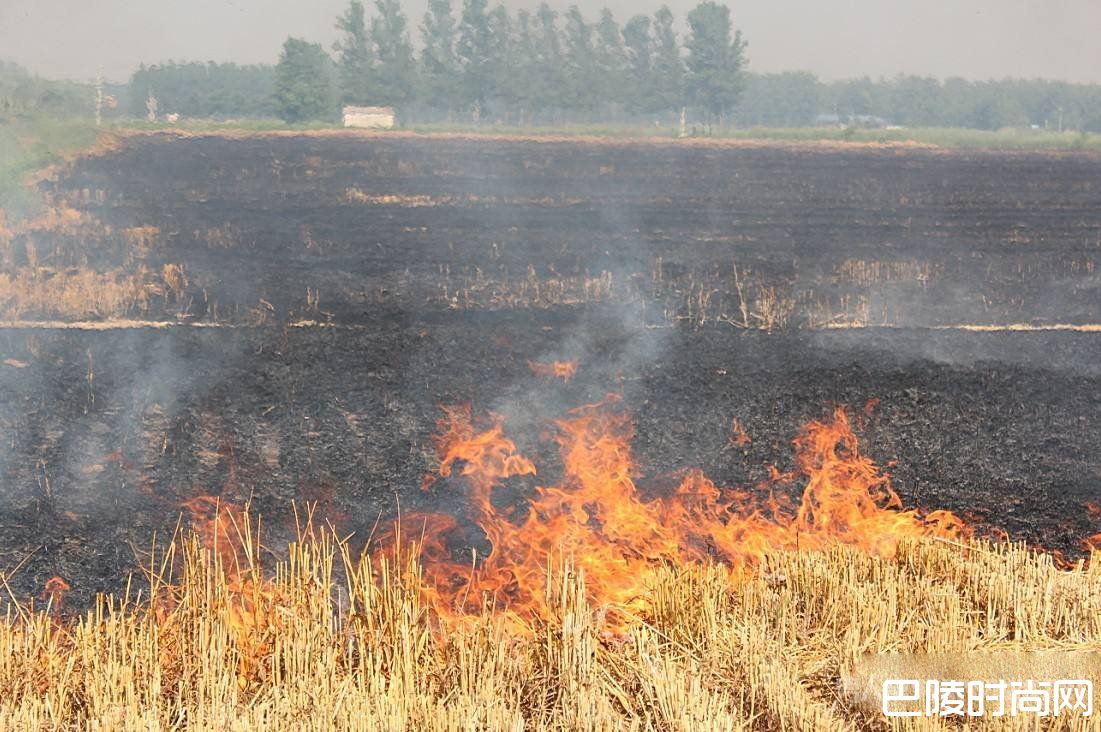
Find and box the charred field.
[1,131,1101,727]
[2,131,1100,600]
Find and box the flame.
[527,360,578,383]
[181,494,273,688]
[40,576,70,610]
[728,417,751,447]
[1082,502,1101,552]
[395,396,968,624]
[181,494,247,552]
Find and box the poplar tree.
[651,6,684,114]
[334,1,374,104]
[369,0,417,107]
[457,0,493,116]
[684,1,747,122]
[420,0,461,115]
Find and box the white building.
[342,106,396,129]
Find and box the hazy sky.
[2,0,1100,85]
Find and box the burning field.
[1,131,1100,728]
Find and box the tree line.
[740,72,1101,132]
[128,62,277,119]
[0,61,116,120]
[7,0,1101,134]
[269,0,1101,132]
[273,0,746,125]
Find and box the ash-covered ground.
[1,132,1100,605]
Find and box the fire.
[181,494,273,688]
[527,360,578,383]
[728,417,751,447]
[397,396,968,623]
[40,576,70,610]
[1082,502,1101,552]
[181,494,248,552]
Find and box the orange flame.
[396,397,968,623]
[182,494,247,552]
[527,360,578,383]
[181,494,273,688]
[728,417,751,447]
[40,576,70,610]
[1082,502,1101,552]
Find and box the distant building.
[342,106,395,129]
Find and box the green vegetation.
[0,60,98,118]
[322,1,748,125]
[274,38,338,123]
[0,116,102,219]
[712,125,1101,150]
[684,1,747,122]
[401,121,1101,151]
[0,0,1061,134]
[741,74,1101,132]
[128,62,276,119]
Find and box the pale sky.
[2,0,1100,85]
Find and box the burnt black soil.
[1,315,1099,606]
[3,133,1101,605]
[26,133,1101,326]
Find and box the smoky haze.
[2,0,1100,85]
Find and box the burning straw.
[0,528,1098,729]
[0,401,1099,728]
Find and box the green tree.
[274,37,336,122]
[457,0,493,116]
[369,0,417,107]
[684,1,746,122]
[487,5,517,119]
[533,3,566,117]
[510,9,542,123]
[562,6,597,114]
[830,77,881,119]
[885,75,941,126]
[622,15,654,114]
[737,71,819,126]
[594,9,628,111]
[420,0,461,115]
[334,1,374,104]
[651,6,684,114]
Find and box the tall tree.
[533,3,566,117]
[487,5,517,118]
[622,14,654,114]
[457,0,493,116]
[511,9,541,123]
[651,6,684,114]
[420,0,461,115]
[275,38,336,122]
[594,9,628,112]
[562,6,597,114]
[369,0,417,107]
[334,1,374,104]
[684,1,747,122]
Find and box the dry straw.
[0,512,1098,730]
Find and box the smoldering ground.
[1,133,1100,606]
